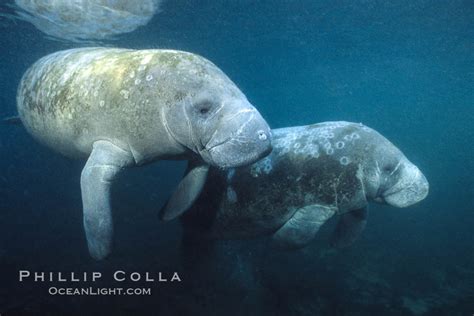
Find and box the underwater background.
[0,0,472,315]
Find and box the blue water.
[0,1,473,315]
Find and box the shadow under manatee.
[177,204,474,316]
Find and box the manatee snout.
[383,162,429,208]
[202,104,272,168]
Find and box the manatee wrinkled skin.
[180,121,429,248]
[17,47,272,259]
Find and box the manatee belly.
[17,48,168,161]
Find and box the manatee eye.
[383,165,392,172]
[383,162,400,175]
[195,101,213,117]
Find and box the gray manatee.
[17,47,272,259]
[171,121,429,248]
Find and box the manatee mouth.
[197,104,272,168]
[205,136,233,152]
[200,133,272,169]
[382,171,429,208]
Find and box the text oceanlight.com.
[48,287,152,296]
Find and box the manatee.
[12,0,161,42]
[168,121,429,249]
[17,47,272,259]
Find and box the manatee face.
[364,136,429,208]
[161,57,272,168]
[380,158,429,207]
[196,97,272,168]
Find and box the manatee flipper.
[160,161,209,221]
[331,207,368,248]
[272,204,336,249]
[81,140,134,260]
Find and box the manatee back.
[16,47,223,160]
[18,48,123,158]
[269,122,371,214]
[184,122,376,240]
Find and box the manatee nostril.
[257,130,268,141]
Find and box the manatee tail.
[2,116,22,125]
